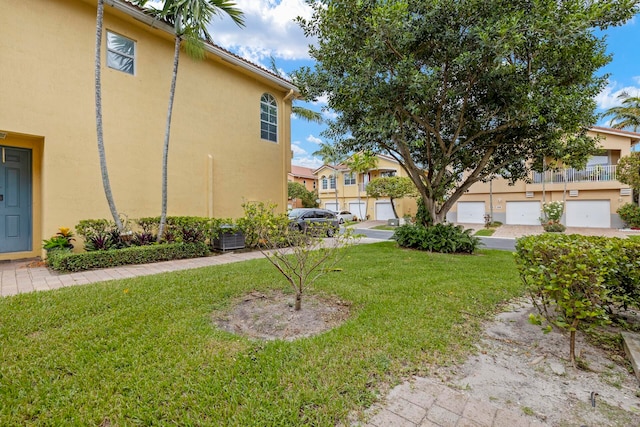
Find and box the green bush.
[46,242,210,272]
[236,202,289,248]
[542,222,566,233]
[617,203,640,228]
[393,223,481,254]
[515,234,640,364]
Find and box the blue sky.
[207,1,640,169]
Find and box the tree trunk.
[158,35,181,242]
[95,0,124,233]
[295,292,302,311]
[390,197,399,219]
[570,329,576,368]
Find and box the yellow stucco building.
[451,127,640,228]
[315,154,417,221]
[0,0,298,260]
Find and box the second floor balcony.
[530,165,617,184]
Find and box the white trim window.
[106,31,135,75]
[321,176,328,190]
[329,175,336,189]
[260,93,278,142]
[344,172,356,186]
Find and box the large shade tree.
[297,0,638,224]
[151,0,244,241]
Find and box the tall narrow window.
[260,94,277,142]
[107,31,135,75]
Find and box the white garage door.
[457,202,485,224]
[375,202,395,220]
[325,202,339,212]
[566,200,610,228]
[506,201,541,225]
[349,202,367,220]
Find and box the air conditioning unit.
[212,226,245,251]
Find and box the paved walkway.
[358,377,548,427]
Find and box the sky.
[203,0,640,170]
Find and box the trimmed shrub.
[617,203,640,228]
[515,234,640,365]
[46,242,209,272]
[393,223,481,254]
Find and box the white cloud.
[292,156,323,169]
[306,134,323,145]
[595,82,640,110]
[209,0,315,62]
[291,142,307,156]
[633,76,640,85]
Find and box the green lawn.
[0,242,522,426]
[474,228,496,236]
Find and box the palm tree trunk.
[95,0,123,233]
[158,35,181,242]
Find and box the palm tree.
[603,92,640,132]
[151,0,244,241]
[345,151,378,220]
[313,142,346,213]
[94,0,127,232]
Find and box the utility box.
[387,218,399,226]
[212,226,245,251]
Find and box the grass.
[474,228,495,236]
[371,225,397,230]
[0,242,522,426]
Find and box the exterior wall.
[452,129,637,227]
[0,0,293,260]
[316,155,417,220]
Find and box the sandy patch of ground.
[431,299,640,426]
[214,290,351,341]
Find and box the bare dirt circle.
[214,290,351,341]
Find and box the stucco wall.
[0,0,292,259]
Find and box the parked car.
[336,211,357,224]
[288,208,340,237]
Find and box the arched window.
[260,93,277,142]
[321,175,328,190]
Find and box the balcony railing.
[530,165,617,184]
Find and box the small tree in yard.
[366,176,417,219]
[515,234,616,367]
[616,152,640,206]
[288,182,318,208]
[241,202,357,311]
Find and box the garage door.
[349,202,367,220]
[566,200,610,228]
[457,202,485,224]
[375,202,395,220]
[325,202,339,212]
[506,201,541,225]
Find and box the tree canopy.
[297,0,638,223]
[288,182,318,208]
[366,176,417,218]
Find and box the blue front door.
[0,146,32,253]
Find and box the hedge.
[46,242,210,273]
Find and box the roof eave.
[104,0,299,94]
